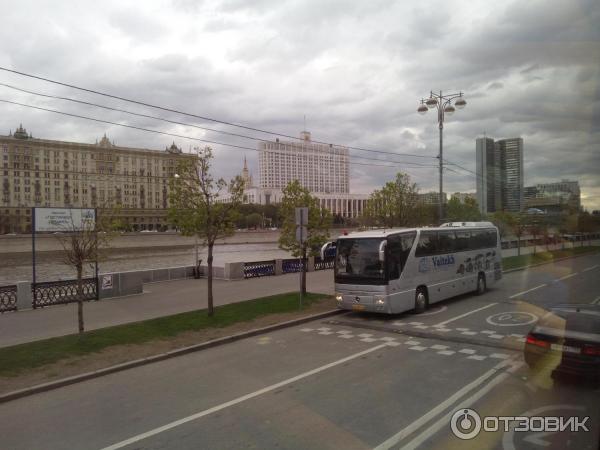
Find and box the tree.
[55,209,115,333]
[168,147,244,316]
[446,197,482,222]
[278,180,332,295]
[246,212,263,229]
[363,173,422,228]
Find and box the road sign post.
[295,207,308,308]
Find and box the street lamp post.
[417,91,467,222]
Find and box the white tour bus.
[324,222,502,314]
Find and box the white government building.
[223,131,369,219]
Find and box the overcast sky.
[0,0,598,209]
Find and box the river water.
[0,243,293,284]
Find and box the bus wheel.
[414,288,428,313]
[476,273,486,295]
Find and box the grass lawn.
[502,245,600,270]
[0,292,329,377]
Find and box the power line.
[0,99,438,172]
[0,82,436,168]
[0,66,434,160]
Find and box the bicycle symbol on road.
[486,312,538,326]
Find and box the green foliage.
[168,147,245,245]
[278,180,332,257]
[363,172,424,227]
[446,197,482,222]
[234,204,280,228]
[0,292,330,377]
[489,211,520,238]
[246,212,263,229]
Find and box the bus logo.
[432,255,456,268]
[418,258,430,273]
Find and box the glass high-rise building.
[475,136,524,214]
[497,138,524,213]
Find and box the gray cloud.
[0,0,598,209]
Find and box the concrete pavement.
[0,270,334,347]
[1,253,598,449]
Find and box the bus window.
[415,231,438,257]
[485,229,498,247]
[455,231,471,251]
[387,232,416,279]
[438,231,456,254]
[470,230,486,250]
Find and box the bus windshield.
[335,238,386,284]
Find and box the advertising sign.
[34,208,96,232]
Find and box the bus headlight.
[375,296,385,305]
[335,293,343,303]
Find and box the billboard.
[34,208,96,232]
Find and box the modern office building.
[475,137,501,214]
[497,138,524,213]
[0,124,196,233]
[524,180,581,213]
[451,192,476,203]
[258,131,349,194]
[418,191,448,206]
[475,136,523,214]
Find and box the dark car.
[524,304,600,383]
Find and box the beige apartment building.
[1,125,196,233]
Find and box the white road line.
[508,284,547,299]
[373,359,515,450]
[398,362,524,450]
[592,297,600,305]
[100,344,389,450]
[583,264,599,272]
[554,272,578,282]
[434,303,497,327]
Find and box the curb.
[0,308,343,404]
[502,248,599,274]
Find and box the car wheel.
[476,273,486,295]
[415,288,428,313]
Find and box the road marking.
[509,283,547,299]
[373,359,517,450]
[554,272,577,282]
[434,303,498,327]
[396,361,524,450]
[592,297,600,305]
[458,349,476,355]
[101,344,389,450]
[583,264,599,272]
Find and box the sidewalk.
[0,271,334,348]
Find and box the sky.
[0,0,598,209]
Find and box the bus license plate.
[551,343,580,354]
[352,304,366,311]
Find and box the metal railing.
[0,284,17,313]
[282,258,304,274]
[314,256,335,271]
[243,260,276,278]
[32,277,98,308]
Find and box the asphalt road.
[1,253,599,450]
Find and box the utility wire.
[0,82,436,168]
[0,99,438,172]
[0,66,434,160]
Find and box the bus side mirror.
[321,242,332,259]
[378,240,387,262]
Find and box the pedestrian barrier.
[0,285,17,313]
[243,260,276,278]
[282,258,304,274]
[32,278,98,308]
[314,256,335,271]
